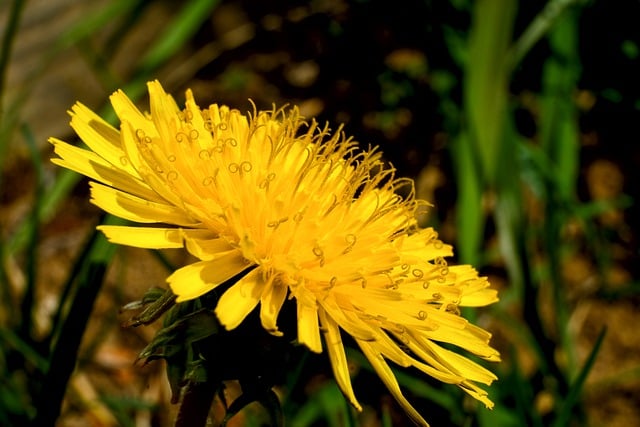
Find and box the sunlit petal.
[97,225,183,249]
[168,252,251,302]
[259,278,288,336]
[215,268,265,330]
[89,182,199,226]
[358,340,430,427]
[318,308,362,411]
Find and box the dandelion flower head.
[50,81,500,426]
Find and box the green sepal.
[136,308,220,363]
[183,353,210,385]
[122,287,177,327]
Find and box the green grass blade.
[8,169,81,254]
[31,262,109,427]
[18,124,43,339]
[127,0,221,94]
[31,215,122,427]
[493,117,526,293]
[56,0,141,50]
[290,381,352,427]
[450,132,484,265]
[508,0,584,71]
[464,0,516,186]
[540,5,582,200]
[551,328,607,427]
[0,0,27,170]
[0,0,26,118]
[539,4,584,382]
[0,327,48,373]
[139,0,220,73]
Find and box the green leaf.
[290,381,352,427]
[137,0,221,75]
[508,0,584,71]
[56,0,141,50]
[551,328,607,427]
[450,132,484,266]
[19,124,43,338]
[464,0,516,185]
[123,288,177,327]
[539,5,582,201]
[137,309,220,363]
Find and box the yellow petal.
[318,307,362,411]
[319,295,376,341]
[398,228,454,262]
[168,252,251,302]
[409,357,466,385]
[294,284,322,353]
[402,332,496,389]
[71,102,121,147]
[215,268,265,330]
[119,121,185,208]
[184,235,236,261]
[459,382,495,409]
[424,322,499,361]
[423,338,497,385]
[89,182,199,226]
[368,330,412,368]
[458,277,499,306]
[259,277,288,336]
[97,225,184,249]
[148,80,181,150]
[70,102,139,177]
[50,138,162,202]
[110,88,157,139]
[358,340,429,427]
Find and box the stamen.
[343,234,357,254]
[175,132,189,143]
[259,172,276,190]
[312,244,325,266]
[446,304,460,315]
[135,129,146,142]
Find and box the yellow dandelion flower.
[50,81,500,426]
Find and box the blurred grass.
[0,0,637,426]
[1,1,223,425]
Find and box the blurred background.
[1,0,638,426]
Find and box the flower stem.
[175,381,217,427]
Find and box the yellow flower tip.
[50,80,500,425]
[486,350,502,363]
